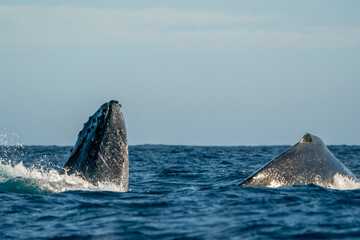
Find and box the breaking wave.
[0,160,126,194]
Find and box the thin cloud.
[0,5,360,49]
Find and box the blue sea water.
[1,144,360,239]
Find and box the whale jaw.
[62,100,128,190]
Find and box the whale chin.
[239,133,358,188]
[61,100,128,191]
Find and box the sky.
[0,0,360,146]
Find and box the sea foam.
[0,159,126,194]
[328,173,360,190]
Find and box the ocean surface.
[1,144,360,239]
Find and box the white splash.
[0,160,126,193]
[0,129,23,147]
[328,173,360,190]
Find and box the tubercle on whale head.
[72,100,124,147]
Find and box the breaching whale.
[239,133,358,188]
[61,100,129,190]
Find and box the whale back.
[239,133,358,187]
[62,100,128,190]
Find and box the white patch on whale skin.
[262,173,360,190]
[253,173,265,180]
[269,180,282,188]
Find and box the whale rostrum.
[61,100,129,190]
[239,133,358,188]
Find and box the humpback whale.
[62,100,129,190]
[239,133,358,188]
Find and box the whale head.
[62,100,128,190]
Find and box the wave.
[0,160,126,194]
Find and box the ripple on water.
[0,145,360,239]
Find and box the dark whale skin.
[62,100,128,190]
[239,133,358,188]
